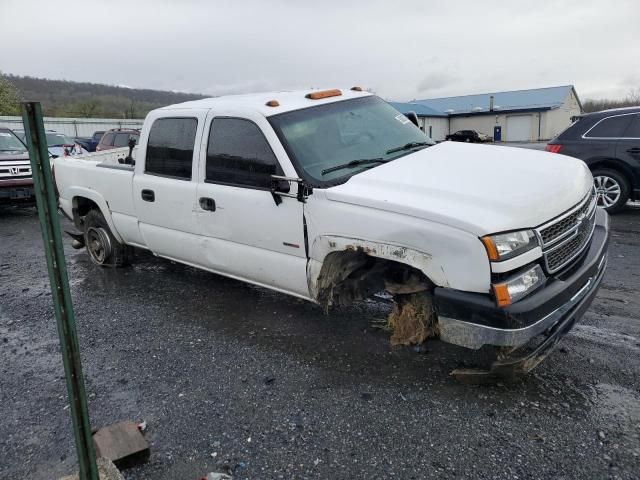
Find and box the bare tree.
[626,87,640,104]
[124,99,136,119]
[74,99,100,118]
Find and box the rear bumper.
[435,208,609,350]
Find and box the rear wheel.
[83,209,128,267]
[592,168,629,213]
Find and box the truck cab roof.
[158,88,372,117]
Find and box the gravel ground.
[1,205,639,480]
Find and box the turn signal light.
[480,236,499,261]
[492,284,511,307]
[545,144,562,153]
[492,265,545,308]
[306,89,342,100]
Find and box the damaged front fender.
[307,236,448,304]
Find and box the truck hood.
[324,142,592,236]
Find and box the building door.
[493,125,502,141]
[506,115,532,141]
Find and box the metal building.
[392,85,582,142]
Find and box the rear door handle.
[626,147,640,154]
[141,189,155,202]
[199,197,216,211]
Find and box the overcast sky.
[1,0,638,101]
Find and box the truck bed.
[54,147,137,226]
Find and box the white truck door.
[195,113,310,298]
[132,111,207,264]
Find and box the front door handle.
[199,197,216,212]
[626,147,640,154]
[141,189,155,202]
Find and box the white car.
[14,129,88,158]
[53,88,609,377]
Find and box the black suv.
[546,107,640,212]
[445,130,491,143]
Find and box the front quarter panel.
[305,191,491,296]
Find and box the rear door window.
[205,118,282,188]
[114,133,131,147]
[585,115,634,138]
[101,133,115,146]
[145,118,198,180]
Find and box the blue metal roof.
[388,101,448,118]
[411,85,577,116]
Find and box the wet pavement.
[1,206,639,480]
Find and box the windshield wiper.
[321,158,387,176]
[385,141,430,155]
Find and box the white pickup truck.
[54,88,609,377]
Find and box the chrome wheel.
[594,175,621,208]
[86,227,112,265]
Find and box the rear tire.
[592,168,629,213]
[83,209,128,267]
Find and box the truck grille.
[537,188,597,274]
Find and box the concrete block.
[93,421,150,468]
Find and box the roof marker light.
[265,100,280,107]
[351,86,363,91]
[306,89,342,100]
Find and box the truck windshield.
[0,131,27,152]
[269,96,434,185]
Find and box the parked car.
[53,88,608,377]
[546,106,640,212]
[445,130,491,143]
[13,129,88,158]
[74,131,105,152]
[0,128,35,206]
[95,128,140,152]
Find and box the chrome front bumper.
[439,254,607,349]
[434,208,609,352]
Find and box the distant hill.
[1,73,209,119]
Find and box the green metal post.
[21,102,99,480]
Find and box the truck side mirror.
[123,137,137,165]
[269,174,311,206]
[271,178,291,194]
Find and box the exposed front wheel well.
[314,248,439,345]
[315,248,434,308]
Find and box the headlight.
[481,230,538,261]
[492,264,545,307]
